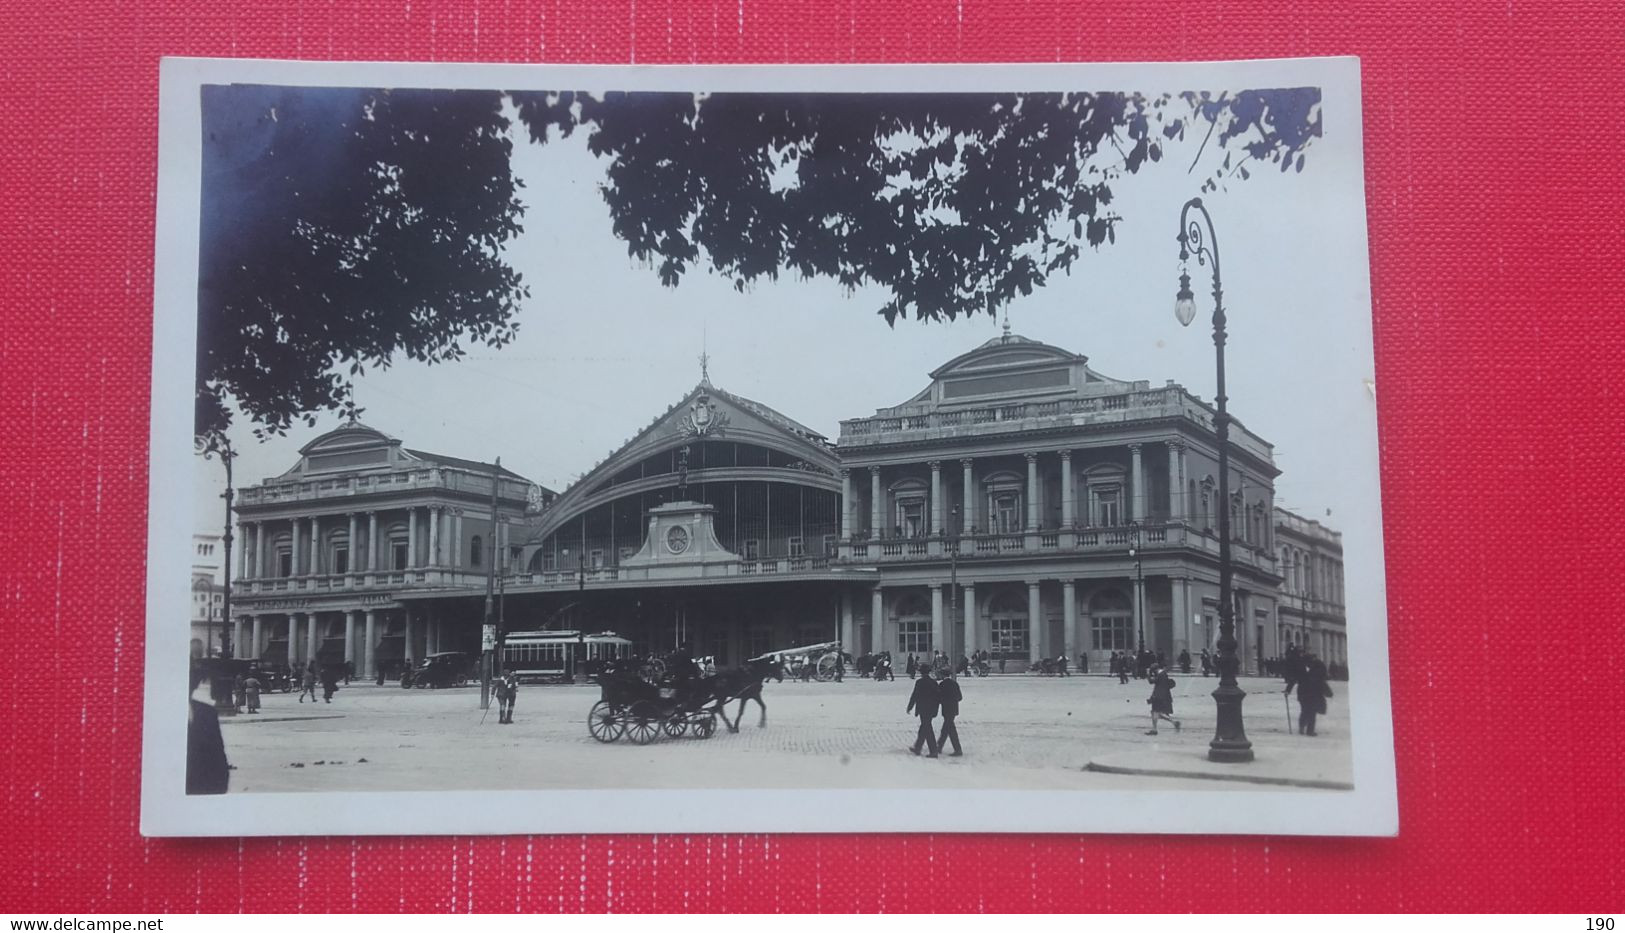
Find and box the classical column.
[250,614,263,660]
[1025,452,1039,531]
[363,610,378,679]
[453,511,464,568]
[403,610,417,666]
[232,616,245,658]
[1172,576,1190,658]
[310,515,321,575]
[291,519,303,576]
[367,511,379,572]
[407,508,419,569]
[839,591,855,651]
[839,469,852,540]
[869,468,883,538]
[254,522,266,578]
[960,459,975,533]
[1060,450,1075,528]
[306,611,320,662]
[930,584,945,655]
[287,614,301,666]
[347,512,359,575]
[428,505,440,567]
[870,587,885,655]
[1129,443,1144,522]
[237,523,250,580]
[929,461,943,536]
[1026,580,1043,663]
[1062,581,1078,664]
[344,611,357,667]
[1168,441,1185,522]
[962,583,977,655]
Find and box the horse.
[707,657,785,732]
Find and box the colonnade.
[237,506,510,580]
[838,441,1188,539]
[229,606,462,678]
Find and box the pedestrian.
[1179,649,1192,675]
[299,662,317,703]
[1145,666,1182,735]
[1117,652,1130,685]
[320,665,340,704]
[834,650,845,683]
[1079,652,1089,674]
[906,654,918,679]
[495,670,519,724]
[344,660,354,685]
[243,670,262,714]
[935,669,963,757]
[1284,652,1332,735]
[1057,653,1070,676]
[232,673,246,713]
[906,667,941,758]
[1200,648,1213,677]
[187,665,230,795]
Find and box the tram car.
[501,630,635,682]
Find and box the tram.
[501,630,635,682]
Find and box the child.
[1145,666,1181,735]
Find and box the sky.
[191,86,1378,551]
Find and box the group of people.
[905,663,964,758]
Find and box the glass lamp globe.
[1174,272,1197,327]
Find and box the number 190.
[1588,919,1615,931]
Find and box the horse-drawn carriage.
[586,666,718,744]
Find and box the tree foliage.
[197,85,1320,438]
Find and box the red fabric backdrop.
[2,0,1622,913]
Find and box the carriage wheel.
[624,702,662,745]
[691,712,717,739]
[587,701,624,743]
[662,714,689,739]
[816,654,839,682]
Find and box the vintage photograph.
[145,57,1395,836]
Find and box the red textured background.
[3,0,1623,914]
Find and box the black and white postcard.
[144,56,1396,836]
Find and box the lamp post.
[1128,519,1145,665]
[948,505,960,672]
[1174,196,1253,762]
[195,430,237,716]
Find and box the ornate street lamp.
[195,430,237,716]
[1175,196,1254,763]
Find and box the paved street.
[214,673,1352,793]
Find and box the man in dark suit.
[906,668,941,758]
[935,670,964,757]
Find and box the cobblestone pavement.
[216,673,1351,793]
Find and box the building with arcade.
[223,332,1312,676]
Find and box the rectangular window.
[823,534,836,556]
[787,536,805,558]
[618,546,635,564]
[743,539,761,560]
[1091,615,1132,651]
[391,542,408,570]
[277,549,293,577]
[896,498,925,537]
[1092,485,1122,527]
[989,617,1027,656]
[333,546,349,575]
[589,549,604,570]
[898,618,932,654]
[992,492,1021,533]
[542,551,557,572]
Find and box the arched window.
[470,535,484,568]
[893,592,932,655]
[1089,589,1134,652]
[986,588,1029,659]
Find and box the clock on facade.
[665,525,691,555]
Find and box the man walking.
[495,669,519,724]
[935,669,963,757]
[298,661,317,703]
[1284,651,1332,735]
[906,667,941,758]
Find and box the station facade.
[223,333,1330,676]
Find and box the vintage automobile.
[401,651,473,689]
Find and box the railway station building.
[224,332,1306,676]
